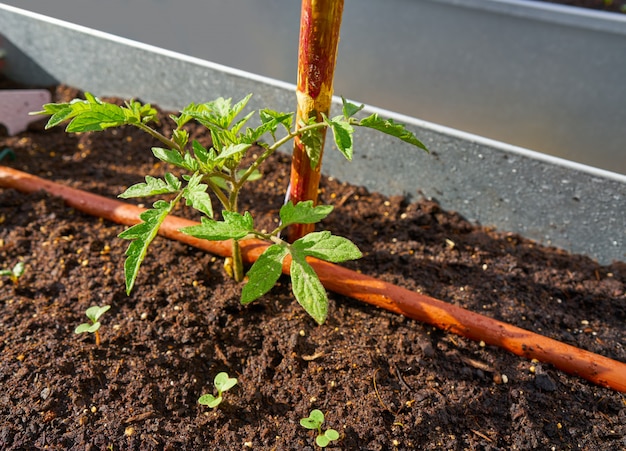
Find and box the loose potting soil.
[1,83,625,450]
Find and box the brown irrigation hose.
[1,165,625,393]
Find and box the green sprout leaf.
[300,409,339,448]
[118,200,174,294]
[317,430,340,448]
[358,113,428,150]
[241,244,289,304]
[214,371,238,393]
[279,201,333,227]
[74,322,101,334]
[1,261,25,285]
[198,372,238,409]
[85,305,111,323]
[300,409,325,430]
[74,304,111,346]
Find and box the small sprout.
[300,409,340,448]
[198,372,238,408]
[74,305,111,346]
[1,261,25,286]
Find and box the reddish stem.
[1,165,625,393]
[288,0,344,241]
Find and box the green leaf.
[325,429,339,441]
[324,114,354,161]
[181,211,254,241]
[119,174,181,198]
[241,244,289,304]
[216,143,252,162]
[198,394,222,408]
[182,173,213,218]
[85,305,111,322]
[299,125,324,169]
[358,114,428,151]
[37,93,159,133]
[12,262,25,278]
[341,97,364,119]
[290,251,328,325]
[300,409,324,429]
[292,232,362,263]
[316,434,332,448]
[214,372,238,393]
[279,201,333,227]
[74,323,97,334]
[118,200,173,294]
[258,109,293,138]
[152,147,198,171]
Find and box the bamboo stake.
[288,0,344,241]
[1,165,625,393]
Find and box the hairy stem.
[134,122,181,152]
[230,239,244,282]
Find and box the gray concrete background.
[1,0,626,175]
[0,3,625,264]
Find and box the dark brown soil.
[1,83,625,450]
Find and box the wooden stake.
[288,0,344,241]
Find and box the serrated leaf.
[191,140,218,171]
[181,211,254,241]
[290,251,328,325]
[342,97,364,119]
[279,201,333,227]
[66,104,128,132]
[118,174,181,198]
[152,147,198,171]
[259,109,293,138]
[299,126,324,169]
[241,244,289,304]
[292,231,362,263]
[182,173,213,218]
[324,114,354,161]
[216,143,252,162]
[358,114,428,150]
[118,201,173,294]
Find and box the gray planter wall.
[0,4,625,265]
[1,0,625,175]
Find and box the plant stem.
[134,122,180,152]
[230,239,244,282]
[287,0,344,242]
[94,330,101,347]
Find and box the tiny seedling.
[300,409,339,448]
[198,371,238,408]
[0,261,25,286]
[74,305,111,346]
